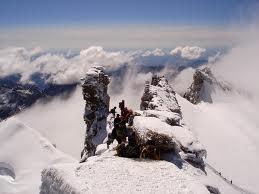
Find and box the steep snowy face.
[80,66,110,161]
[177,93,259,193]
[183,67,231,104]
[0,118,75,194]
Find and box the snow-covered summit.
[40,155,210,194]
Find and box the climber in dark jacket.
[107,114,122,148]
[115,119,127,144]
[110,114,126,144]
[110,107,116,117]
[121,107,127,120]
[125,108,133,125]
[111,114,120,138]
[114,114,121,128]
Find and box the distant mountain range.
[0,46,227,121]
[0,74,77,121]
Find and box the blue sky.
[1,0,256,27]
[0,0,258,49]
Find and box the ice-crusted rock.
[133,116,205,156]
[143,110,181,126]
[80,66,110,162]
[140,75,181,114]
[136,75,206,165]
[183,67,231,104]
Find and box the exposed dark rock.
[184,67,231,104]
[80,66,110,162]
[183,69,205,104]
[206,185,221,194]
[0,162,16,180]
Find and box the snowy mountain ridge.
[1,66,256,194]
[39,67,217,194]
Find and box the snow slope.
[0,117,75,194]
[16,87,85,159]
[41,153,210,194]
[177,93,259,193]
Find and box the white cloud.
[0,46,131,84]
[142,48,166,57]
[212,26,259,98]
[208,52,221,64]
[16,87,85,159]
[171,68,195,95]
[109,66,152,110]
[170,46,206,60]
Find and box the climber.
[121,107,131,121]
[107,114,121,148]
[119,100,125,115]
[109,106,116,117]
[110,114,121,139]
[111,114,127,144]
[115,119,127,144]
[128,114,134,126]
[114,114,121,128]
[121,107,128,119]
[125,108,134,125]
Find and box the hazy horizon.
[1,0,258,49]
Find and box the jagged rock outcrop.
[183,67,231,104]
[135,75,206,165]
[140,75,181,114]
[80,66,110,162]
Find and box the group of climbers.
[107,100,161,160]
[107,100,139,157]
[108,100,134,145]
[112,113,127,144]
